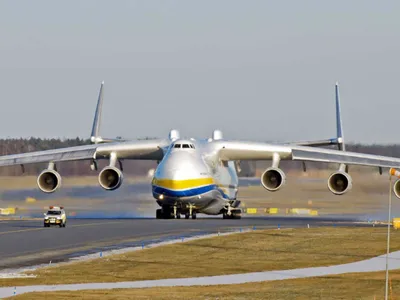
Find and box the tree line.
[0,138,398,177]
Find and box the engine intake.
[394,179,400,199]
[327,171,352,195]
[99,166,123,190]
[261,167,286,191]
[37,170,61,193]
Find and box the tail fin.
[90,81,126,144]
[335,82,348,172]
[335,82,345,151]
[90,81,105,144]
[291,82,347,151]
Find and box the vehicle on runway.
[2,82,400,220]
[43,206,66,227]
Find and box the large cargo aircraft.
[2,82,400,219]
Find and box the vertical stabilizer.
[335,82,345,151]
[335,82,348,172]
[90,81,105,144]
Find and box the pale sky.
[0,1,399,143]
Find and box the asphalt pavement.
[0,216,369,270]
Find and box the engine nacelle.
[394,179,400,199]
[261,167,286,191]
[327,171,352,195]
[37,170,62,193]
[98,166,123,190]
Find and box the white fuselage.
[151,139,238,215]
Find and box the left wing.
[0,139,169,167]
[0,144,98,167]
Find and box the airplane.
[2,81,400,220]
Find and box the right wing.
[0,139,169,167]
[217,140,400,169]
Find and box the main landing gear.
[156,205,197,219]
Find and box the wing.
[0,139,169,167]
[216,140,400,169]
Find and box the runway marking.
[0,221,125,236]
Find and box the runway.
[0,216,374,270]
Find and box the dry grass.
[2,227,400,288]
[9,270,400,300]
[239,171,394,216]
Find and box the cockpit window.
[174,144,181,148]
[182,144,190,148]
[190,144,195,149]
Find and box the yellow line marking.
[0,221,124,236]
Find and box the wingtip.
[335,81,339,86]
[101,80,105,85]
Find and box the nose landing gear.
[156,204,197,219]
[222,206,242,219]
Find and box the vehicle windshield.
[47,211,61,215]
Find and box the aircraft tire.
[185,212,190,219]
[162,206,174,219]
[192,212,197,219]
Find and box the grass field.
[2,227,400,288]
[10,270,400,300]
[239,170,397,217]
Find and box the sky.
[0,1,399,143]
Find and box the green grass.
[10,271,400,300]
[1,227,400,288]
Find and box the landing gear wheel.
[185,212,190,219]
[223,208,242,219]
[176,213,181,219]
[161,206,174,219]
[233,213,242,219]
[156,209,162,219]
[192,212,197,219]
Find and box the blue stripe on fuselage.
[152,184,214,197]
[152,184,230,199]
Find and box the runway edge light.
[390,168,400,178]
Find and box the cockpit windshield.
[172,142,195,149]
[47,211,61,215]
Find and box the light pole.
[385,171,394,300]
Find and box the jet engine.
[37,169,62,193]
[98,166,123,190]
[327,171,352,195]
[261,167,286,191]
[393,179,400,199]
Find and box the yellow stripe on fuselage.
[152,177,215,190]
